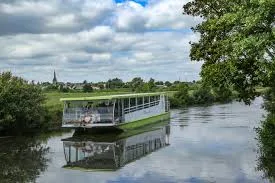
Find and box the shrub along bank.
[0,72,47,135]
[169,83,234,107]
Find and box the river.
[0,98,272,183]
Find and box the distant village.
[37,71,196,92]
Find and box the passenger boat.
[62,125,170,171]
[60,92,170,129]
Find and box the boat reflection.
[62,126,170,171]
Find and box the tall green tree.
[107,78,124,89]
[0,72,46,134]
[83,83,93,93]
[170,83,191,107]
[183,0,275,103]
[148,78,156,91]
[130,77,144,92]
[183,1,275,180]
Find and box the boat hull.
[69,112,170,132]
[118,112,170,130]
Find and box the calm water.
[0,98,272,183]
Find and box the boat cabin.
[60,92,170,128]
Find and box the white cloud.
[46,14,77,29]
[0,1,56,15]
[114,0,202,31]
[0,0,202,82]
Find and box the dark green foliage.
[171,83,191,107]
[256,114,275,181]
[191,86,215,105]
[59,86,70,93]
[83,83,93,93]
[155,81,164,85]
[183,0,275,104]
[129,77,145,92]
[212,87,233,103]
[165,81,172,87]
[107,78,124,89]
[170,84,231,107]
[183,1,274,179]
[0,72,47,134]
[148,78,156,91]
[256,86,275,181]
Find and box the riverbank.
[43,88,268,131]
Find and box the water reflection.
[62,126,170,171]
[0,137,50,183]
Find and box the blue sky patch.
[115,0,148,7]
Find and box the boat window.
[151,96,155,102]
[137,97,143,105]
[66,102,71,108]
[124,98,129,108]
[130,98,136,107]
[144,96,149,104]
[156,95,160,101]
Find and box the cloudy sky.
[0,0,202,83]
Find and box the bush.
[83,83,93,93]
[212,87,233,103]
[0,72,47,134]
[170,83,191,107]
[190,86,215,105]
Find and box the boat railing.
[124,100,160,114]
[63,107,113,123]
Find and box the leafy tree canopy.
[0,72,46,134]
[183,0,275,103]
[107,78,124,89]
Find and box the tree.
[148,78,156,91]
[165,81,172,87]
[107,78,124,89]
[183,0,275,103]
[212,87,233,103]
[155,81,164,85]
[129,77,144,92]
[0,72,46,134]
[83,83,93,93]
[191,86,215,105]
[256,78,275,181]
[170,83,191,107]
[183,2,275,180]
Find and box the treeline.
[41,77,195,93]
[170,83,234,107]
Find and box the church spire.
[53,70,57,84]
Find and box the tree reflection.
[0,137,50,183]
